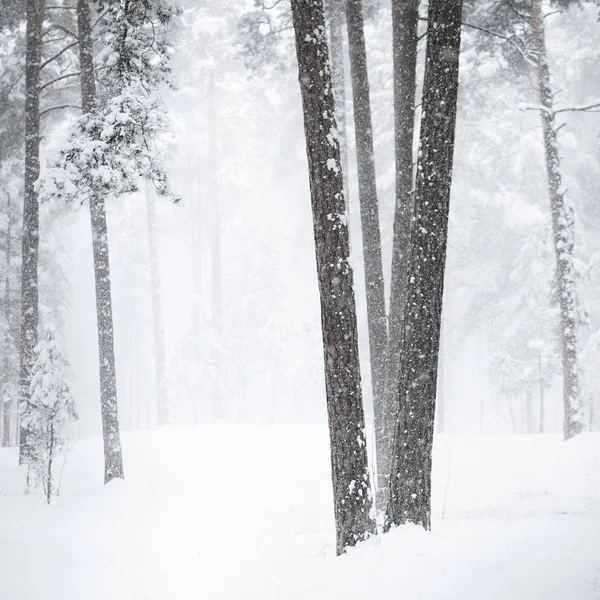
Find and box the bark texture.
[345,0,387,441]
[19,0,45,465]
[530,0,583,441]
[78,0,124,482]
[386,0,462,530]
[378,0,420,512]
[145,183,169,426]
[290,0,375,555]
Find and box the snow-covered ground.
[1,426,599,599]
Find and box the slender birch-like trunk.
[530,0,583,441]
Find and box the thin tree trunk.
[1,192,13,447]
[77,0,124,482]
[345,0,387,454]
[46,424,54,504]
[19,0,45,465]
[327,0,349,202]
[378,0,420,513]
[145,183,169,426]
[191,180,202,328]
[530,0,583,441]
[290,0,375,555]
[386,0,463,531]
[128,300,134,430]
[208,71,224,421]
[525,388,534,434]
[537,355,545,433]
[436,322,445,434]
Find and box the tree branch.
[40,41,79,71]
[554,101,600,115]
[43,23,78,40]
[39,104,81,117]
[39,71,81,91]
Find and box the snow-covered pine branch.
[37,0,180,206]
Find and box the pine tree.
[345,0,387,480]
[379,0,420,512]
[290,0,375,554]
[18,0,45,466]
[20,324,77,503]
[386,0,463,531]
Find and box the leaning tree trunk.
[530,0,583,441]
[145,182,169,426]
[18,0,45,465]
[386,0,463,531]
[290,0,375,555]
[378,0,420,514]
[345,0,387,479]
[326,0,350,202]
[77,0,124,482]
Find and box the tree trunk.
[530,0,583,441]
[537,355,545,433]
[145,183,169,426]
[345,0,387,456]
[386,0,462,531]
[436,323,445,434]
[290,0,375,555]
[18,0,45,465]
[46,424,54,504]
[326,0,349,202]
[378,0,420,513]
[208,71,224,421]
[1,192,13,447]
[525,388,534,433]
[77,0,124,482]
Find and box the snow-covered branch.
[554,100,600,115]
[39,104,81,118]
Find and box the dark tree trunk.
[290,0,375,555]
[145,183,169,426]
[379,0,420,513]
[326,0,349,202]
[19,0,45,465]
[530,0,583,441]
[345,0,387,445]
[386,0,462,531]
[77,0,124,482]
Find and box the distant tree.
[386,0,463,530]
[20,324,77,503]
[290,0,375,554]
[145,182,169,425]
[345,0,387,475]
[529,0,584,439]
